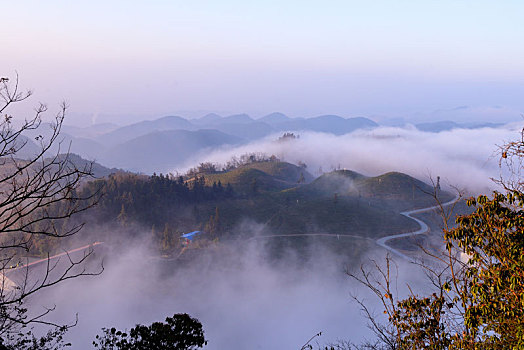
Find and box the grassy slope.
[204,161,314,193]
[294,170,453,211]
[186,165,447,239]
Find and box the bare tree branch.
[0,74,101,336]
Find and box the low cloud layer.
[29,235,428,349]
[179,123,524,194]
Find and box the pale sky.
[2,1,524,125]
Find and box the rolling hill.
[76,161,448,247]
[203,161,314,193]
[294,169,448,210]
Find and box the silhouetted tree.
[205,207,221,236]
[0,325,71,350]
[251,178,259,195]
[93,313,207,350]
[117,204,128,227]
[225,183,234,198]
[161,223,172,252]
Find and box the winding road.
[9,241,104,272]
[376,195,460,263]
[245,195,459,264]
[2,242,104,290]
[246,233,373,242]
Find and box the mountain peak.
[259,112,290,123]
[198,113,222,122]
[222,114,253,123]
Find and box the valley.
[5,153,457,271]
[16,155,463,349]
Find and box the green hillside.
[204,161,313,194]
[357,171,433,197]
[20,159,451,259]
[16,160,451,255]
[240,161,313,183]
[67,161,449,258]
[297,169,365,196]
[293,170,451,211]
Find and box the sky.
[2,1,524,125]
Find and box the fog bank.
[179,124,523,194]
[29,235,428,349]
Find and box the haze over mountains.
[18,111,513,175]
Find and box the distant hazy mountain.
[194,113,255,127]
[378,117,406,127]
[415,121,459,133]
[89,113,380,151]
[268,117,307,131]
[415,120,504,133]
[212,121,275,140]
[192,113,222,125]
[58,133,106,160]
[268,115,378,135]
[100,129,243,174]
[50,113,385,172]
[12,135,41,159]
[204,113,379,138]
[0,152,118,180]
[220,113,254,124]
[19,127,106,161]
[55,153,119,178]
[191,114,274,140]
[258,112,290,124]
[96,116,196,146]
[428,105,518,124]
[62,123,119,139]
[462,122,503,129]
[305,115,378,135]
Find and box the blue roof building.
[180,230,202,241]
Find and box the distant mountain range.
[52,113,379,173]
[91,112,379,146]
[415,120,503,133]
[99,129,243,174]
[46,112,508,174]
[96,116,197,147]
